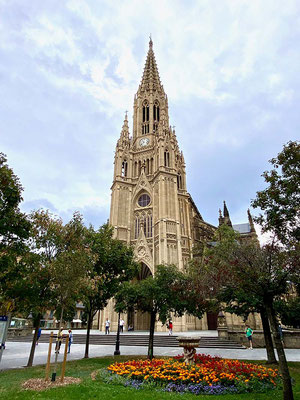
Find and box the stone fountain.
[177,337,200,365]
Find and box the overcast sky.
[1,0,299,230]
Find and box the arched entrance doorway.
[207,312,218,330]
[128,262,152,331]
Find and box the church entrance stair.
[8,333,245,349]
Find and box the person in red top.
[168,320,173,336]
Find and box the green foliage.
[115,264,196,324]
[186,224,240,313]
[0,153,30,245]
[200,224,297,303]
[50,211,90,313]
[218,286,262,320]
[82,223,138,317]
[2,209,90,324]
[0,153,31,312]
[276,297,300,329]
[252,140,300,244]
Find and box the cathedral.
[98,39,257,332]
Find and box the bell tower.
[103,39,257,332]
[107,39,216,331]
[110,38,192,278]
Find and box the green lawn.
[0,357,299,400]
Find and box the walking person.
[168,320,173,335]
[67,329,73,353]
[36,327,42,345]
[245,325,253,349]
[105,318,110,334]
[119,318,125,333]
[55,327,64,353]
[278,324,284,346]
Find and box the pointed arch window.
[134,211,152,239]
[177,172,183,189]
[134,161,138,177]
[153,100,160,132]
[164,150,170,167]
[121,160,128,177]
[153,100,160,121]
[142,101,149,135]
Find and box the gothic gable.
[134,227,153,274]
[132,167,152,200]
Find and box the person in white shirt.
[119,318,125,333]
[105,318,110,334]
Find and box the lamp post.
[114,312,121,356]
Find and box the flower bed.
[105,354,280,395]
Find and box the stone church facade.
[96,39,258,332]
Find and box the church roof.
[233,223,251,234]
[138,38,164,93]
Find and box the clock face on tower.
[139,137,149,147]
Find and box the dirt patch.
[91,370,99,381]
[22,377,81,391]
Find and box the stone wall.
[218,328,300,349]
[8,327,32,338]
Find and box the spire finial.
[149,34,153,49]
[247,208,255,232]
[125,110,128,120]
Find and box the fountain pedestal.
[177,337,200,365]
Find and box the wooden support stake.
[45,331,54,381]
[60,335,69,382]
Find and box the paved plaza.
[1,330,300,370]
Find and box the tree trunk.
[148,310,156,360]
[260,306,277,364]
[265,301,294,400]
[27,314,41,367]
[84,308,93,359]
[52,306,64,381]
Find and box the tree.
[276,296,300,329]
[0,153,31,311]
[49,211,89,379]
[115,264,206,359]
[251,140,300,245]
[0,153,30,246]
[219,286,277,364]
[0,153,31,363]
[50,211,90,325]
[5,210,89,368]
[188,225,277,364]
[81,224,137,359]
[250,140,300,399]
[220,239,297,400]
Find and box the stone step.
[8,333,245,349]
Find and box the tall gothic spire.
[247,209,255,233]
[121,111,129,138]
[218,201,232,227]
[117,111,130,148]
[138,38,164,93]
[223,200,230,218]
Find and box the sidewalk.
[1,340,300,370]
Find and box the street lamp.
[114,312,121,356]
